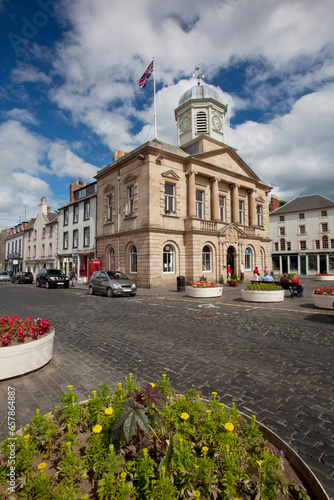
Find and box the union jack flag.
[138,60,154,88]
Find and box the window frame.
[202,245,212,272]
[164,182,175,213]
[83,227,90,247]
[128,186,135,215]
[163,244,175,273]
[219,195,226,222]
[73,204,79,224]
[84,201,90,221]
[256,205,262,226]
[63,208,69,226]
[107,195,113,220]
[63,231,69,250]
[129,245,137,274]
[239,200,244,225]
[299,240,307,250]
[196,190,204,219]
[73,229,78,248]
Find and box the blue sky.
[1,0,333,229]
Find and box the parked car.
[0,271,10,282]
[12,272,34,284]
[89,270,137,297]
[36,268,69,289]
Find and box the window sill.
[163,212,178,218]
[124,214,136,220]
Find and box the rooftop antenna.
[23,205,28,221]
[193,64,205,85]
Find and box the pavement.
[0,278,333,498]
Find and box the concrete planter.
[312,294,334,310]
[314,275,334,281]
[241,289,285,303]
[0,328,55,380]
[188,286,223,298]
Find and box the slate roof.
[270,194,334,215]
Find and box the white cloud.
[3,108,39,125]
[47,140,99,179]
[11,64,51,85]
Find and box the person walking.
[253,267,260,281]
[69,268,77,287]
[239,263,245,282]
[227,265,232,280]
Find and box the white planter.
[0,328,55,380]
[188,286,223,298]
[313,294,334,310]
[314,275,334,281]
[241,289,285,303]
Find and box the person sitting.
[280,273,291,290]
[289,273,304,297]
[263,272,274,282]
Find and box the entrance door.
[282,256,288,274]
[320,255,327,273]
[300,256,306,275]
[227,246,235,275]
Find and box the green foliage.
[246,283,280,291]
[0,377,311,500]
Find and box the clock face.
[212,116,222,131]
[180,117,191,132]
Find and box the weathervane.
[193,64,205,85]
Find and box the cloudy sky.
[0,0,333,229]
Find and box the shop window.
[202,245,212,272]
[163,245,175,273]
[130,246,137,273]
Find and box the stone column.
[231,184,239,223]
[187,170,196,217]
[211,177,219,220]
[248,189,257,226]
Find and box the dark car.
[36,268,69,289]
[12,272,34,284]
[89,270,137,297]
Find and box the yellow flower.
[109,444,114,452]
[66,442,71,449]
[37,462,46,473]
[128,373,133,379]
[105,408,114,415]
[23,434,30,441]
[252,414,256,421]
[161,465,166,474]
[120,471,127,482]
[220,403,225,409]
[162,374,167,379]
[149,382,155,387]
[117,383,122,388]
[179,394,183,399]
[206,410,212,416]
[92,390,97,396]
[143,448,148,456]
[256,460,263,470]
[202,446,209,455]
[180,412,189,420]
[224,422,234,432]
[67,385,73,391]
[72,395,75,403]
[226,444,230,452]
[36,409,40,415]
[92,425,102,434]
[212,391,217,398]
[179,437,184,444]
[193,491,201,498]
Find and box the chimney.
[113,150,127,162]
[39,197,48,215]
[270,195,280,212]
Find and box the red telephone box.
[88,259,101,281]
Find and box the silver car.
[89,270,137,297]
[0,271,10,282]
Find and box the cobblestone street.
[0,281,333,497]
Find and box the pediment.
[161,170,180,180]
[104,183,115,193]
[193,147,260,181]
[218,223,247,238]
[123,173,137,184]
[256,196,265,203]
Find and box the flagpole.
[153,57,157,139]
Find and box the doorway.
[320,255,327,273]
[227,246,235,275]
[282,256,288,274]
[300,256,306,275]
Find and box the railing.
[200,220,217,232]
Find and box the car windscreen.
[48,270,64,275]
[107,271,128,280]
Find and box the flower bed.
[0,316,54,380]
[313,286,334,309]
[0,375,316,499]
[242,283,285,303]
[314,273,334,282]
[188,281,223,297]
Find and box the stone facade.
[95,136,272,288]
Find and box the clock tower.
[175,81,227,148]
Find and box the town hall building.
[95,81,272,288]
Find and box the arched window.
[322,236,329,249]
[130,246,137,273]
[202,245,212,272]
[109,248,116,271]
[245,248,252,271]
[196,111,207,134]
[280,239,286,251]
[163,245,175,273]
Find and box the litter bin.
[177,275,185,292]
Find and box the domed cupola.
[175,80,227,148]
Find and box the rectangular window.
[279,215,285,222]
[49,243,52,256]
[164,182,175,213]
[73,229,78,248]
[321,223,328,232]
[107,195,113,220]
[287,241,291,251]
[63,232,69,250]
[196,190,204,219]
[50,226,53,236]
[256,205,262,226]
[84,201,90,220]
[84,227,90,247]
[300,241,306,250]
[299,213,305,220]
[33,245,36,257]
[42,228,45,238]
[219,195,226,222]
[308,255,317,271]
[331,239,334,249]
[28,246,30,258]
[315,240,320,249]
[73,204,79,223]
[279,226,285,236]
[299,225,306,234]
[128,186,134,214]
[321,210,327,217]
[64,209,69,226]
[274,242,279,252]
[239,200,244,225]
[42,244,45,257]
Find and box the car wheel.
[106,287,113,298]
[36,279,40,287]
[64,283,69,288]
[46,281,50,289]
[88,285,95,295]
[130,293,136,296]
